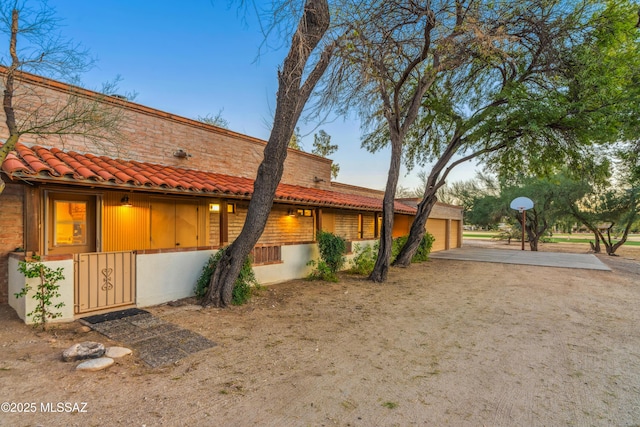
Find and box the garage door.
[427,218,447,252]
[450,220,461,248]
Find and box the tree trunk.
[203,0,331,307]
[393,190,437,267]
[589,230,601,253]
[369,133,402,282]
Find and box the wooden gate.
[74,251,136,314]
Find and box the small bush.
[308,231,346,281]
[15,256,65,330]
[317,231,347,273]
[390,232,435,264]
[412,232,434,262]
[306,259,339,282]
[349,242,378,275]
[195,248,260,305]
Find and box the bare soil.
[1,241,639,426]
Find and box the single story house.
[0,69,462,324]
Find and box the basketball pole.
[521,208,525,251]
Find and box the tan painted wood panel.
[427,218,447,252]
[451,220,461,248]
[75,251,135,314]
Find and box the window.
[297,208,312,217]
[54,201,87,245]
[227,203,236,213]
[47,192,96,255]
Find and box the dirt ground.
[1,240,639,427]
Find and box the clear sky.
[40,0,478,192]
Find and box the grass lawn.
[463,231,640,246]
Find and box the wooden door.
[150,201,175,249]
[175,204,199,248]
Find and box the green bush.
[349,242,378,275]
[412,232,435,262]
[306,259,339,282]
[195,248,260,305]
[308,231,346,282]
[392,233,434,263]
[15,257,65,330]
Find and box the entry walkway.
[430,246,611,271]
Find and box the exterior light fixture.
[287,208,296,216]
[209,203,220,212]
[173,149,191,158]
[120,195,132,207]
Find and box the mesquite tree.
[391,0,640,266]
[319,0,497,281]
[204,0,336,307]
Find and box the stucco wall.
[136,250,216,307]
[9,257,75,324]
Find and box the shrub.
[195,248,260,305]
[389,232,436,263]
[349,242,378,275]
[15,256,65,330]
[308,231,346,282]
[412,232,435,262]
[306,259,339,282]
[317,231,347,273]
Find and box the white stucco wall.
[136,250,217,307]
[9,239,380,324]
[253,243,320,285]
[9,257,75,324]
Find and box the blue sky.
[40,0,478,191]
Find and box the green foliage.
[195,249,260,305]
[308,231,347,282]
[393,233,434,263]
[312,130,340,179]
[15,257,65,330]
[412,232,434,262]
[306,259,339,282]
[349,242,379,275]
[349,233,434,276]
[317,231,346,273]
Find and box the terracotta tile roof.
[1,143,417,215]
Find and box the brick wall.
[226,203,315,245]
[0,183,24,303]
[331,182,385,198]
[0,72,334,189]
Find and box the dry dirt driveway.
[1,242,639,426]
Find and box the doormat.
[80,311,216,368]
[80,308,150,324]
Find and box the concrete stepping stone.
[105,346,132,358]
[62,342,105,362]
[76,357,114,371]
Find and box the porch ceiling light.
[287,208,296,216]
[120,195,132,207]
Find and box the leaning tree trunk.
[369,130,403,282]
[589,230,601,253]
[203,0,331,307]
[393,189,438,267]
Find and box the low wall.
[136,250,217,307]
[8,256,75,324]
[8,240,380,323]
